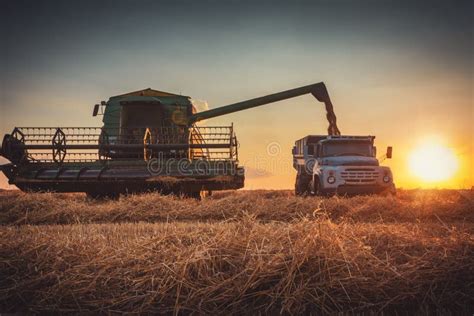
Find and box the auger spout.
[187,82,341,135]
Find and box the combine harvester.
[1,82,394,197]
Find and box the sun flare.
[408,142,459,183]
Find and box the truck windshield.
[322,141,373,157]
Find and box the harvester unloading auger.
[1,82,340,198]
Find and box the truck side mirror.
[386,146,393,159]
[92,104,99,117]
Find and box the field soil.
[1,189,473,314]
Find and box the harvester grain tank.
[1,82,340,197]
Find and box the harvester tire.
[86,191,120,200]
[180,191,202,200]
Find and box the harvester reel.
[11,128,27,164]
[11,128,25,143]
[2,130,26,165]
[52,128,67,164]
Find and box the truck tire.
[387,184,397,196]
[308,176,321,196]
[295,174,311,196]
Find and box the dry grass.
[1,189,472,225]
[0,190,473,313]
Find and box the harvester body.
[293,135,395,195]
[1,82,339,197]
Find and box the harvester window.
[120,103,164,128]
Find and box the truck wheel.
[295,174,310,196]
[308,177,321,196]
[388,184,397,196]
[380,184,396,196]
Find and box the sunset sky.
[1,0,472,190]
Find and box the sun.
[408,142,459,183]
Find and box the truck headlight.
[327,176,336,184]
[383,175,390,183]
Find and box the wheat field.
[1,189,473,314]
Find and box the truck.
[293,135,395,195]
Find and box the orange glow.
[409,143,458,183]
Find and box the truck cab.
[293,135,395,195]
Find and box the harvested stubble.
[1,189,473,225]
[0,190,473,314]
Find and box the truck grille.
[340,168,379,184]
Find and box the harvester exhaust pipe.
[187,82,341,135]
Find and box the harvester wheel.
[180,190,202,200]
[178,190,211,200]
[86,191,120,200]
[200,190,212,199]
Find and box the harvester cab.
[1,82,341,198]
[94,89,197,160]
